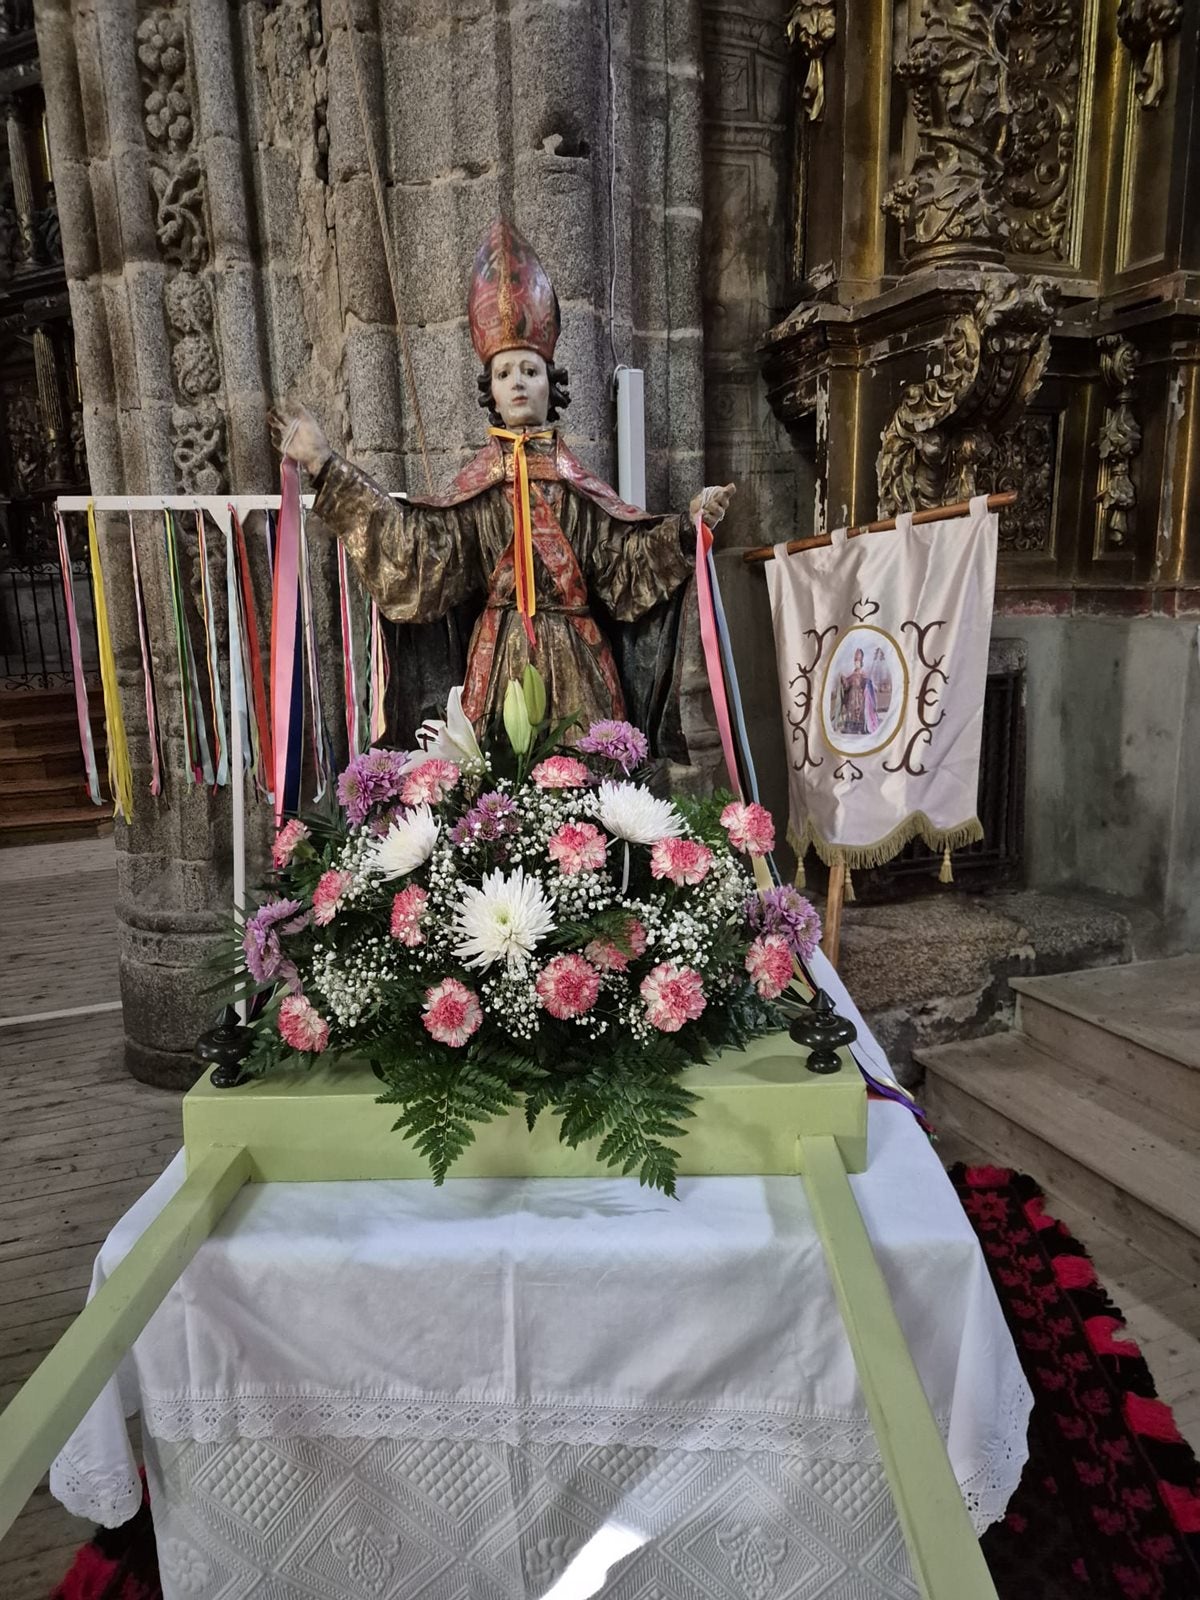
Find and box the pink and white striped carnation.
[649,836,714,886]
[401,758,460,807]
[422,978,483,1048]
[745,934,794,999]
[547,821,608,876]
[312,868,353,926]
[272,819,310,869]
[720,800,775,857]
[390,884,429,946]
[585,916,647,973]
[531,755,591,789]
[278,994,330,1054]
[640,962,706,1032]
[535,953,602,1019]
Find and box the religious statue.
[271,220,734,749]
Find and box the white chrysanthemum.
[406,686,485,771]
[453,866,556,970]
[596,780,685,845]
[367,804,440,879]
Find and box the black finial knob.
[195,1005,252,1089]
[788,988,858,1075]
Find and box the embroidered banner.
[765,494,998,871]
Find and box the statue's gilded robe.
[314,432,693,745]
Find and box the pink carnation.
[547,821,608,876]
[278,994,330,1054]
[745,934,794,999]
[720,801,775,856]
[401,758,460,807]
[312,868,353,926]
[535,954,602,1019]
[585,917,647,973]
[650,837,714,886]
[390,884,428,946]
[272,819,310,869]
[422,978,483,1048]
[531,755,591,789]
[640,962,706,1033]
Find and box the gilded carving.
[787,3,836,122]
[878,273,1057,514]
[1117,0,1183,111]
[1004,0,1082,257]
[987,412,1059,554]
[1096,335,1140,550]
[136,8,226,492]
[884,0,1016,265]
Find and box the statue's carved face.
[490,348,550,429]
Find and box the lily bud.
[503,678,533,755]
[522,663,547,727]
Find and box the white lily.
[405,686,485,772]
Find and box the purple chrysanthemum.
[743,886,822,961]
[576,719,650,776]
[336,748,410,827]
[450,790,520,847]
[243,897,310,984]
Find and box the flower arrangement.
[231,670,821,1193]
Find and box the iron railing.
[0,499,98,691]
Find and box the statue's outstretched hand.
[267,401,332,477]
[689,482,736,527]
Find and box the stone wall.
[33,0,801,1083]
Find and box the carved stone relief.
[877,272,1057,513]
[136,8,227,492]
[884,0,1017,265]
[1118,0,1183,110]
[1096,334,1141,550]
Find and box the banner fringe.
[787,812,983,873]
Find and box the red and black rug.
[51,1167,1200,1599]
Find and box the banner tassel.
[843,867,856,903]
[939,844,955,885]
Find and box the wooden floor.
[0,842,1197,1595]
[0,839,183,1599]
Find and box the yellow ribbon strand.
[87,501,134,823]
[490,427,554,645]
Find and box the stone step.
[0,708,106,752]
[0,774,96,814]
[0,806,113,848]
[0,743,102,784]
[919,1032,1200,1283]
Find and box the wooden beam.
[800,1135,1000,1600]
[0,1146,251,1542]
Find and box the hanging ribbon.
[337,541,365,757]
[706,540,764,809]
[55,512,103,806]
[693,516,742,796]
[231,506,274,801]
[489,426,553,649]
[127,515,162,797]
[86,502,133,822]
[368,599,387,743]
[223,507,251,790]
[163,510,213,786]
[194,512,229,789]
[270,468,305,825]
[298,501,333,799]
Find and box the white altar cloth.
[50,1099,1031,1599]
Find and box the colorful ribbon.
[163,510,213,786]
[368,599,387,743]
[86,502,133,822]
[194,512,229,789]
[337,542,365,757]
[55,512,102,806]
[692,516,742,796]
[490,426,553,649]
[231,506,273,801]
[222,507,251,790]
[127,515,162,797]
[270,470,304,825]
[298,502,332,799]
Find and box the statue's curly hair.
[478,357,571,426]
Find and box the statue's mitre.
[468,219,559,366]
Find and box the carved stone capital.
[877,271,1057,514]
[1118,0,1184,111]
[787,3,836,122]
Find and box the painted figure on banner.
[832,647,879,738]
[270,219,735,751]
[822,626,907,757]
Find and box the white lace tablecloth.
[50,1090,1031,1599]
